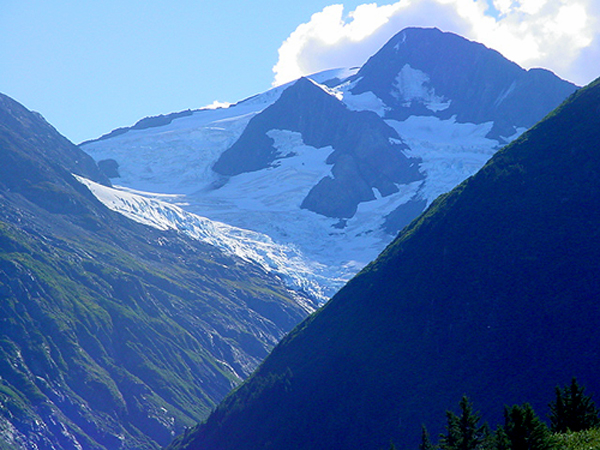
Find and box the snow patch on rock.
[392,64,451,112]
[342,90,389,117]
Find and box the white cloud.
[203,100,232,110]
[273,0,599,87]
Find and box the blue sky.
[1,1,598,143]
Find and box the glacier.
[76,175,333,307]
[81,78,507,304]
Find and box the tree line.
[391,378,600,450]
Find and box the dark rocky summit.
[350,27,578,139]
[213,77,423,218]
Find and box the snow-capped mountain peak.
[81,27,577,300]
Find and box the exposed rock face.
[0,93,110,188]
[97,158,120,178]
[213,77,423,218]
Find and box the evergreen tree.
[419,424,436,450]
[501,403,552,450]
[549,378,600,432]
[440,396,487,450]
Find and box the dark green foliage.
[500,403,552,450]
[493,426,511,450]
[549,379,600,433]
[552,427,600,450]
[414,388,595,450]
[420,425,436,450]
[440,396,487,450]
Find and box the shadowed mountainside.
[168,77,600,450]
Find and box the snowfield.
[81,69,523,303]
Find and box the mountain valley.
[0,25,593,450]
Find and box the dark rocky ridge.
[213,77,423,218]
[0,93,110,189]
[350,27,578,139]
[80,109,194,145]
[97,158,120,178]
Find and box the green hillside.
[553,428,600,450]
[0,93,310,450]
